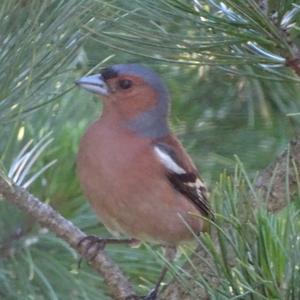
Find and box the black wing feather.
[154,142,213,218]
[167,172,213,218]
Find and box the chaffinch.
[75,64,213,299]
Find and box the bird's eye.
[119,79,132,89]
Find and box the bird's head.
[76,64,170,138]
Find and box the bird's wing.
[153,135,213,218]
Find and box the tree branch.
[0,172,137,300]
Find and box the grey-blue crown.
[102,64,169,98]
[101,64,170,138]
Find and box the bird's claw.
[142,288,157,300]
[77,235,107,268]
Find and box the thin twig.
[0,172,137,300]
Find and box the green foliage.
[173,165,300,299]
[1,0,300,299]
[85,1,298,74]
[1,0,84,121]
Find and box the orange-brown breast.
[77,117,204,246]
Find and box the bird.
[75,64,213,299]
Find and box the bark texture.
[0,173,137,300]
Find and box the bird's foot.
[77,235,107,267]
[142,288,157,300]
[77,236,139,268]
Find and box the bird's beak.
[75,74,109,96]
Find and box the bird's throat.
[123,110,170,139]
